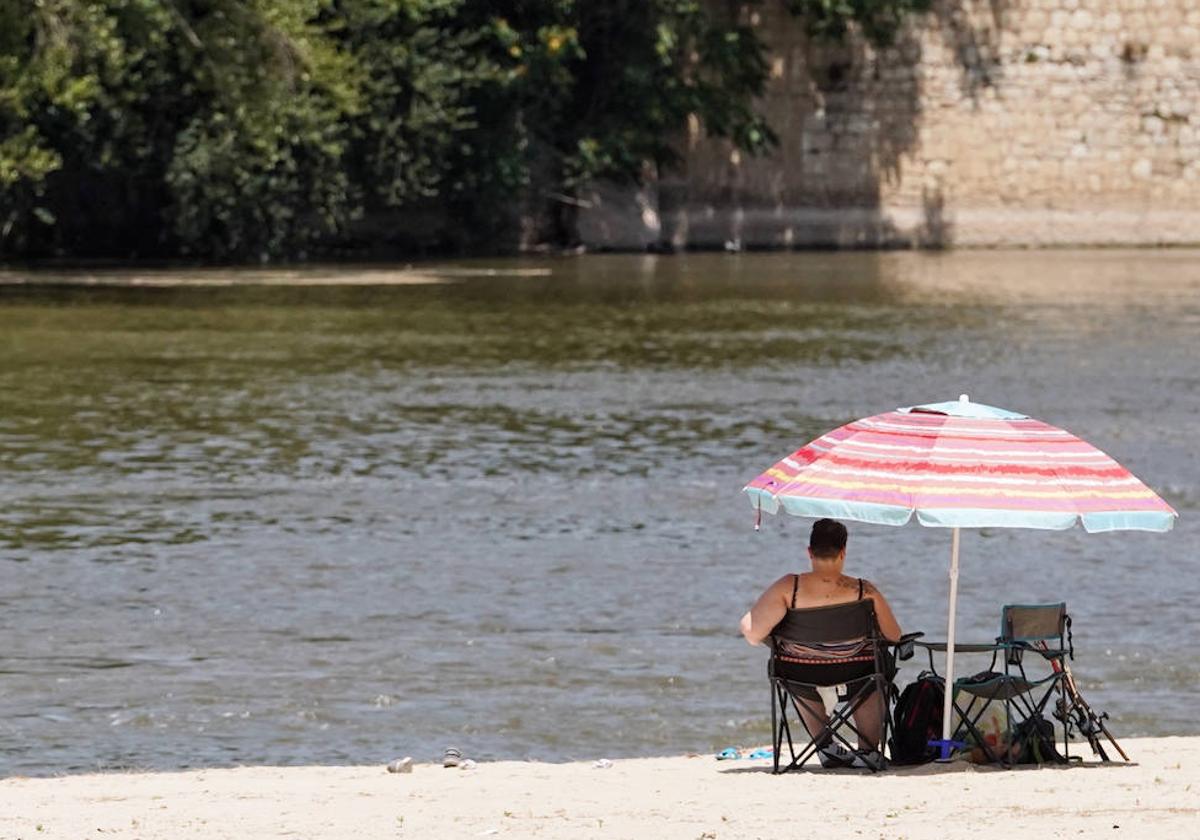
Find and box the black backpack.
[889,673,944,765]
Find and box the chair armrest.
[914,641,1005,653]
[892,632,924,661]
[908,639,1006,675]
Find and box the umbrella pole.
[936,527,963,757]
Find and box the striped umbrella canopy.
[745,396,1177,533]
[744,395,1177,754]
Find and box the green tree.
[0,0,361,258]
[327,0,501,251]
[0,0,932,259]
[451,0,776,243]
[163,0,361,259]
[783,0,932,45]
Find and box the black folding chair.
[769,600,919,773]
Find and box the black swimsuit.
[793,573,865,607]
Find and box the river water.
[0,251,1196,775]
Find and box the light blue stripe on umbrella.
[916,508,1174,532]
[748,491,1176,533]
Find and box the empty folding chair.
[950,602,1073,765]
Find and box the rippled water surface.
[0,251,1197,775]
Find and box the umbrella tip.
[959,393,970,404]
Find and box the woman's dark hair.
[809,518,848,558]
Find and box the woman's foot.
[817,743,854,768]
[848,748,885,770]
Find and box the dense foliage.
[783,0,931,45]
[0,0,928,259]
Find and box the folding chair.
[768,600,918,773]
[948,603,1073,766]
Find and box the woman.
[739,518,902,768]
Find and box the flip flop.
[716,747,741,760]
[747,748,773,760]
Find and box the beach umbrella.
[743,395,1177,753]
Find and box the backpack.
[888,672,944,765]
[1011,714,1067,765]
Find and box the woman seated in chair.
[740,518,903,766]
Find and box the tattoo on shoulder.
[863,580,878,595]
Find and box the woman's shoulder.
[859,578,888,597]
[769,572,799,592]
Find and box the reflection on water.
[0,251,1197,775]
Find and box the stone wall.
[577,0,1200,249]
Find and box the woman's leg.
[791,693,832,745]
[850,688,885,751]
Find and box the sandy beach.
[1,737,1195,839]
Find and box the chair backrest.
[1000,603,1067,643]
[772,599,879,645]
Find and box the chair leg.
[775,683,811,774]
[790,695,829,770]
[877,675,891,770]
[772,678,891,773]
[772,682,789,774]
[771,682,780,774]
[774,683,796,773]
[821,683,885,771]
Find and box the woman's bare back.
[790,572,866,609]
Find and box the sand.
[1,737,1196,839]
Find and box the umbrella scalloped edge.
[743,487,1177,533]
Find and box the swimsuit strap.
[791,574,800,609]
[858,578,865,600]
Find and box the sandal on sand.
[747,748,773,760]
[716,747,741,760]
[443,747,462,768]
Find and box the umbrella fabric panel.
[745,409,1177,532]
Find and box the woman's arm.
[739,575,792,646]
[864,580,902,642]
